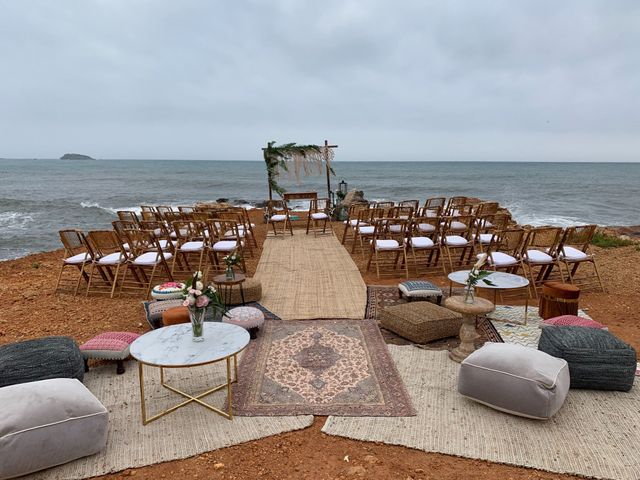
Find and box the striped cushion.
[80,332,140,360]
[542,315,606,330]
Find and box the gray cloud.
[1,0,639,161]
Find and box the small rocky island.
[60,153,95,160]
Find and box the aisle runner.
[323,346,640,480]
[254,232,367,320]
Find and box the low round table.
[445,296,494,363]
[212,273,246,308]
[130,323,250,424]
[448,270,530,324]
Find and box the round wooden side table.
[212,273,246,308]
[445,296,495,363]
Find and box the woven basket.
[379,302,462,344]
[226,277,262,305]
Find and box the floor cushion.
[459,342,570,420]
[0,336,84,388]
[163,306,190,326]
[222,306,265,339]
[150,282,185,300]
[398,280,443,305]
[80,331,140,374]
[379,302,462,344]
[541,315,607,330]
[0,378,108,479]
[538,326,636,391]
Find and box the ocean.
[1,159,638,261]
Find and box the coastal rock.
[216,198,229,203]
[333,189,368,220]
[60,153,94,160]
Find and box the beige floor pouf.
[226,276,262,305]
[379,301,463,344]
[0,378,108,479]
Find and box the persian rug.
[31,360,313,480]
[233,319,415,416]
[323,346,640,480]
[366,285,502,346]
[489,305,591,348]
[253,232,367,319]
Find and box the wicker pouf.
[538,326,636,391]
[80,331,140,374]
[539,281,580,319]
[379,302,463,344]
[223,306,265,339]
[0,336,85,388]
[398,280,443,304]
[224,277,262,305]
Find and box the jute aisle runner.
[33,361,313,480]
[254,232,367,320]
[323,346,640,480]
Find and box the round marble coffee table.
[448,270,530,324]
[130,323,250,424]
[445,296,494,363]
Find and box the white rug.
[33,360,313,479]
[489,305,591,348]
[322,346,640,480]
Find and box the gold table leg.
[137,359,237,425]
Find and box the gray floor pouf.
[0,336,85,388]
[538,326,636,391]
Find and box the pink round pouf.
[222,306,265,339]
[80,331,141,374]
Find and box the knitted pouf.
[380,302,462,344]
[538,326,636,391]
[0,336,85,388]
[223,306,265,339]
[80,331,141,374]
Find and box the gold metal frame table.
[130,322,250,425]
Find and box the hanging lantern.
[338,179,348,196]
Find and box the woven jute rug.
[366,285,502,346]
[323,346,640,480]
[233,319,415,416]
[254,232,367,319]
[32,360,313,479]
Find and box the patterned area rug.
[488,305,591,348]
[233,319,416,416]
[366,285,502,346]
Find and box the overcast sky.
[1,1,639,161]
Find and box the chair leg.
[341,223,350,245]
[110,264,121,298]
[85,263,96,296]
[74,263,87,296]
[54,263,66,293]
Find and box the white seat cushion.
[224,230,244,238]
[358,226,375,235]
[444,235,468,246]
[213,240,238,252]
[408,237,435,249]
[158,239,175,250]
[97,252,125,265]
[270,214,287,222]
[389,224,403,233]
[418,223,435,233]
[64,252,91,264]
[133,252,172,265]
[375,239,400,250]
[179,241,204,252]
[311,212,329,220]
[472,233,493,244]
[486,251,517,267]
[526,249,553,264]
[560,246,589,261]
[344,219,366,226]
[450,221,468,230]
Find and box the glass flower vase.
[189,307,206,342]
[225,265,235,280]
[463,285,475,304]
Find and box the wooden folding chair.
[557,225,605,292]
[306,197,332,236]
[406,216,443,275]
[85,230,128,297]
[366,218,409,279]
[266,200,293,236]
[521,226,563,298]
[171,220,207,276]
[120,229,174,298]
[440,215,475,272]
[206,219,247,273]
[341,203,369,245]
[54,229,93,295]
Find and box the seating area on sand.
[1,196,637,480]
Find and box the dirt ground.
[0,210,637,480]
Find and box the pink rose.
[195,296,209,308]
[182,300,190,307]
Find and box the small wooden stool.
[80,331,140,374]
[539,282,580,320]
